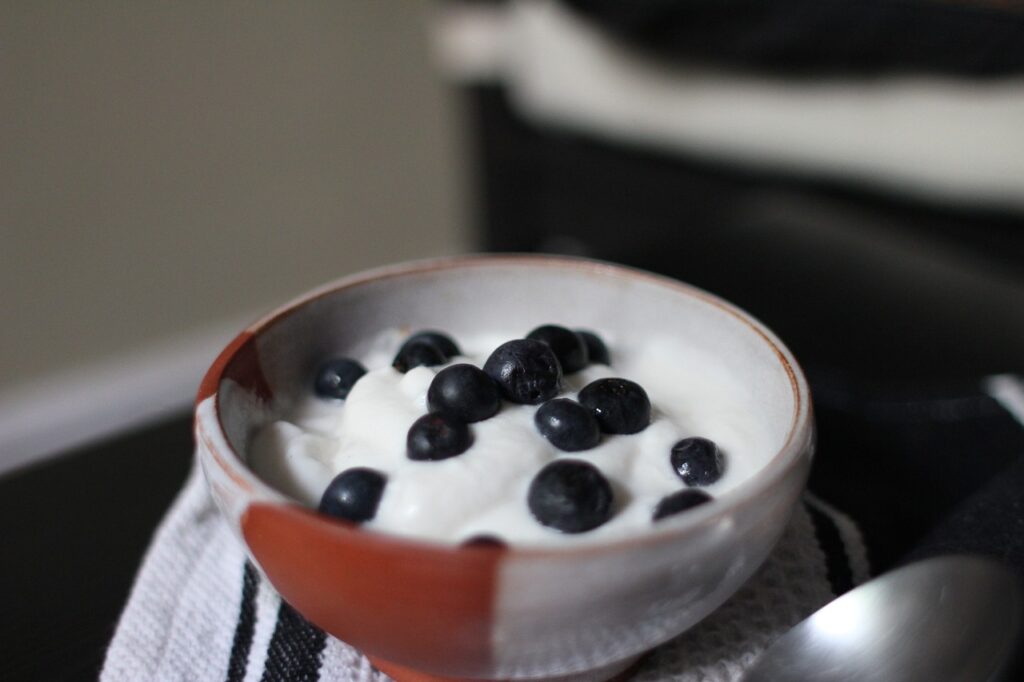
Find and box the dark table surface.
[1,412,194,682]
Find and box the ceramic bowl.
[195,254,813,682]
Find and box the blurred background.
[1,2,468,389]
[2,1,1023,470]
[0,2,469,467]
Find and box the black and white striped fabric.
[101,465,866,682]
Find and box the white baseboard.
[0,317,251,477]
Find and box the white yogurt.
[248,329,775,546]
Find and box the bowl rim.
[196,253,813,557]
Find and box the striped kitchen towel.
[100,464,867,682]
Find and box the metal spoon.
[744,555,1024,682]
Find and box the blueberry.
[407,412,473,460]
[652,489,712,521]
[461,534,507,548]
[404,330,461,358]
[393,340,446,373]
[483,339,562,405]
[576,330,610,365]
[527,460,614,533]
[526,325,589,374]
[427,364,501,423]
[577,378,651,434]
[314,358,367,399]
[670,437,725,486]
[534,398,601,452]
[318,468,387,523]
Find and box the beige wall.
[0,2,468,390]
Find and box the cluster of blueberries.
[313,326,726,539]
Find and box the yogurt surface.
[248,328,774,546]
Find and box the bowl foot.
[367,653,644,682]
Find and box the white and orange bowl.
[194,254,814,682]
